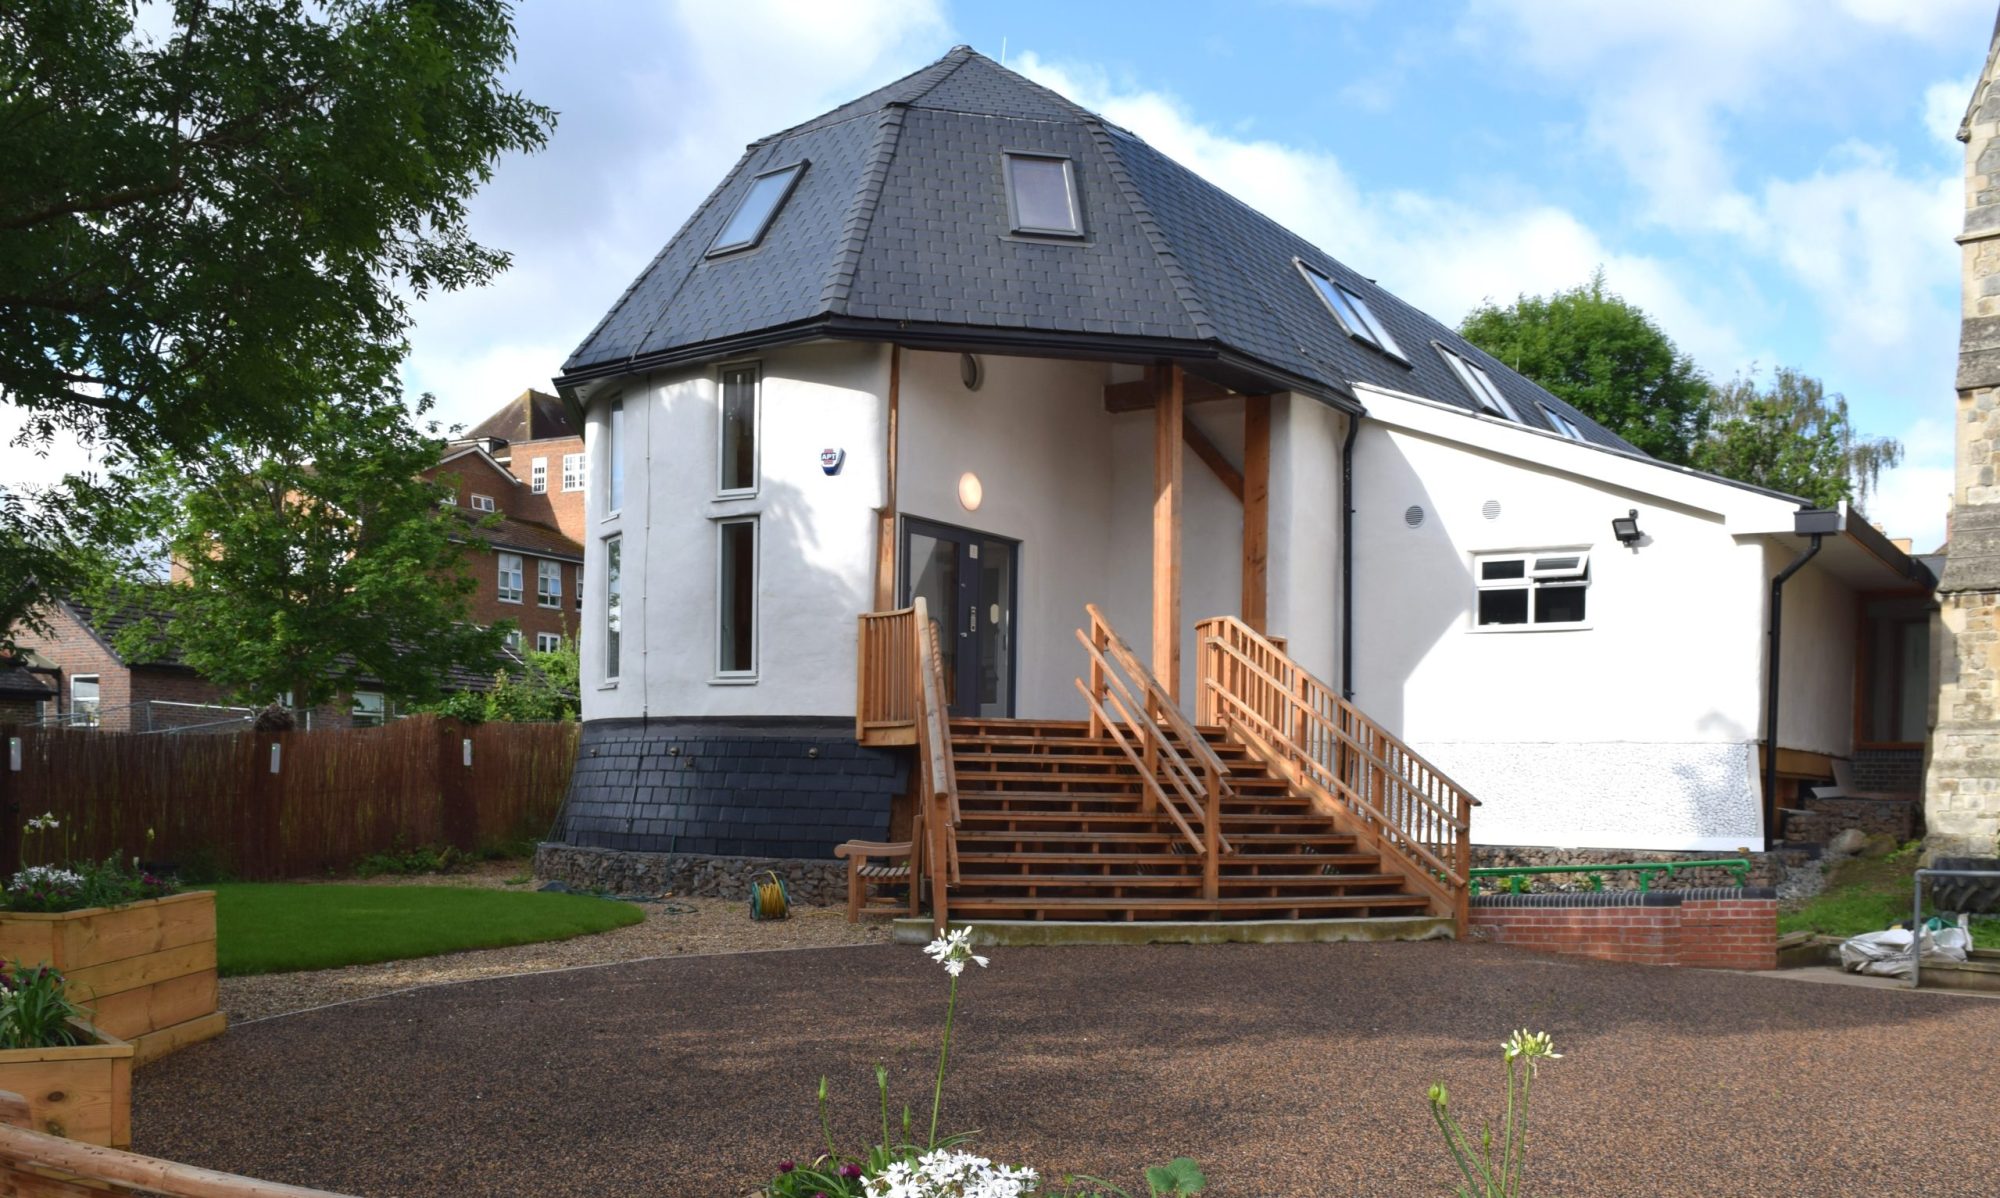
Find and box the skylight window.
[1297,263,1404,359]
[1540,403,1586,442]
[1003,153,1082,236]
[709,162,807,256]
[1436,344,1521,422]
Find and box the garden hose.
[750,871,790,921]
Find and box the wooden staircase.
[945,717,1435,921]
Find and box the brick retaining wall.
[1470,888,1777,970]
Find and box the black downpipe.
[1340,415,1359,700]
[1763,533,1824,849]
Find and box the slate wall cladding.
[556,717,905,860]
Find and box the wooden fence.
[0,717,578,879]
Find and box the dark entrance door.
[902,516,1018,718]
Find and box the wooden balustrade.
[1074,604,1232,899]
[855,606,919,746]
[856,599,959,930]
[1196,616,1478,932]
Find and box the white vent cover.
[1482,499,1502,521]
[1404,504,1426,529]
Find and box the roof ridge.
[819,108,908,313]
[756,46,974,144]
[1088,123,1217,342]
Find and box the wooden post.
[1088,617,1107,739]
[1242,395,1270,635]
[438,718,476,853]
[872,346,901,612]
[1202,773,1220,901]
[1152,365,1184,702]
[0,724,17,871]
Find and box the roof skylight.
[1540,403,1586,442]
[1004,153,1082,237]
[1298,263,1404,359]
[1436,344,1521,422]
[709,162,807,256]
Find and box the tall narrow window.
[709,162,806,255]
[719,365,759,494]
[717,518,757,677]
[530,457,548,493]
[497,553,524,603]
[574,564,583,611]
[603,535,622,681]
[537,560,562,608]
[70,675,100,726]
[1003,154,1082,236]
[605,399,625,514]
[562,452,585,492]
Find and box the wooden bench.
[834,840,919,922]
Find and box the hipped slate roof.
[560,46,1634,453]
[465,390,577,445]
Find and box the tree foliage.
[0,0,553,635]
[416,638,578,723]
[1459,271,1711,464]
[1694,367,1904,509]
[88,393,512,710]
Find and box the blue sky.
[14,1,1984,549]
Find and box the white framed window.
[1473,550,1591,629]
[70,675,100,726]
[562,452,585,492]
[530,457,548,493]
[574,564,583,611]
[470,493,496,512]
[1003,153,1082,236]
[1540,403,1586,442]
[350,691,387,728]
[603,535,622,681]
[503,629,522,652]
[440,491,457,508]
[1437,344,1521,423]
[535,632,562,653]
[497,552,524,603]
[716,517,758,678]
[605,399,625,515]
[1297,262,1404,359]
[718,364,759,495]
[537,559,562,608]
[709,161,807,255]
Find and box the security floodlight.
[1612,509,1642,546]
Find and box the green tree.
[1694,367,1904,509]
[0,0,552,637]
[90,392,511,711]
[417,637,579,723]
[1459,271,1711,464]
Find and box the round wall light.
[960,353,984,391]
[957,472,984,511]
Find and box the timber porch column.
[1242,395,1270,635]
[1152,365,1184,701]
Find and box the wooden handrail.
[1196,615,1478,933]
[855,599,959,931]
[0,1090,351,1196]
[856,606,919,742]
[1076,605,1231,899]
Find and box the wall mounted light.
[1612,508,1643,546]
[957,472,983,511]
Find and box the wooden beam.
[1243,394,1270,634]
[871,346,901,611]
[1106,372,1236,412]
[1153,365,1184,701]
[1181,420,1243,502]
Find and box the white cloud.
[400,0,949,433]
[1926,74,1978,144]
[1011,53,1749,372]
[1867,415,1954,550]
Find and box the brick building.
[423,390,586,654]
[0,652,55,723]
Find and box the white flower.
[24,813,58,833]
[9,866,83,892]
[864,1149,1036,1198]
[923,928,989,978]
[1501,1029,1562,1076]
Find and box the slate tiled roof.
[451,513,585,563]
[561,46,1638,454]
[465,389,577,444]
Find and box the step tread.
[943,894,1433,911]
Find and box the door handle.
[967,604,977,632]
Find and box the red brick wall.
[1471,892,1776,970]
[9,604,135,728]
[497,435,585,542]
[460,555,581,650]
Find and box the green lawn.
[1779,848,2000,948]
[212,884,645,977]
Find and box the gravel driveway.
[138,941,2000,1197]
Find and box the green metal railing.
[1469,858,1753,896]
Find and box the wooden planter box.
[0,1019,132,1147]
[0,892,224,1067]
